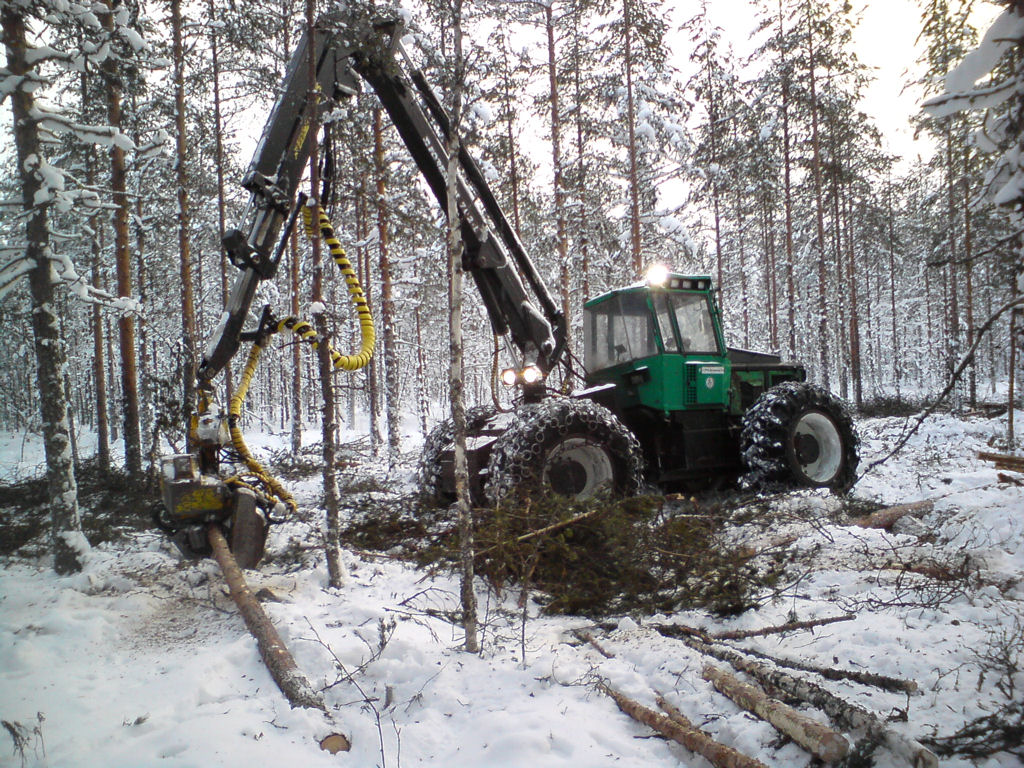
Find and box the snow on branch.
[31,107,138,151]
[922,7,1024,214]
[0,255,33,302]
[922,78,1018,119]
[47,246,142,312]
[0,69,47,103]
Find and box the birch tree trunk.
[3,5,87,574]
[444,0,479,653]
[373,109,402,462]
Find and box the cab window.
[585,292,658,371]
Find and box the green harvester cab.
[581,273,807,487]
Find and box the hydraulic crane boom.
[198,12,567,390]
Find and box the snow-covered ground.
[1,412,1022,768]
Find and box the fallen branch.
[997,472,1024,486]
[924,700,1024,759]
[573,629,615,658]
[476,507,608,557]
[659,629,938,768]
[851,501,933,530]
[207,525,351,752]
[702,663,849,763]
[710,614,855,641]
[597,681,769,768]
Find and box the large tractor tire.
[484,398,644,504]
[740,381,859,493]
[418,405,497,505]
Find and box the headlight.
[521,364,543,384]
[500,368,517,386]
[646,263,669,286]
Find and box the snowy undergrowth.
[1,412,1022,767]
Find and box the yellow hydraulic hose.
[227,341,298,516]
[300,204,374,371]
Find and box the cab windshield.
[664,292,718,354]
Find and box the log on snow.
[851,501,933,530]
[702,663,849,763]
[978,451,1024,472]
[598,682,769,768]
[207,525,351,752]
[664,632,937,768]
[730,643,918,695]
[711,614,855,641]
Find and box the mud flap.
[228,488,267,569]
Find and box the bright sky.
[666,0,1004,168]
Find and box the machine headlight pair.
[500,364,544,386]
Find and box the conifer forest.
[5,2,1024,766]
[3,0,1023,485]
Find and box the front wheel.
[740,381,859,493]
[484,398,644,504]
[418,405,498,505]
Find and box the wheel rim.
[543,437,615,499]
[790,411,842,484]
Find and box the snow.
[2,412,1024,767]
[945,9,1024,92]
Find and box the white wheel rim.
[792,411,842,483]
[543,437,615,499]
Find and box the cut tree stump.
[207,525,351,753]
[851,501,933,530]
[702,663,849,763]
[598,682,769,768]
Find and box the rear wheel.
[740,381,858,493]
[485,398,643,504]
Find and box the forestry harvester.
[156,10,859,566]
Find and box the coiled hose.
[274,204,374,372]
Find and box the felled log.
[662,631,938,768]
[598,682,769,768]
[702,663,849,763]
[208,525,351,752]
[711,614,855,641]
[729,643,918,695]
[208,525,326,710]
[851,501,933,530]
[979,451,1024,473]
